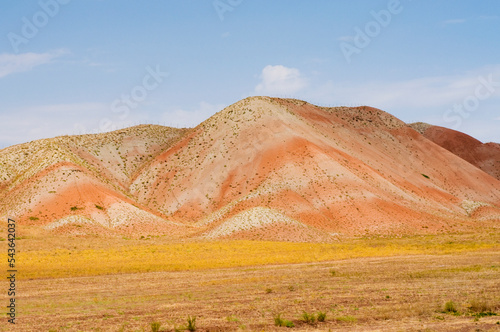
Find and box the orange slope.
[410,123,500,181]
[0,126,189,237]
[1,97,499,239]
[130,97,500,237]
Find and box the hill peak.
[2,97,499,240]
[408,122,433,135]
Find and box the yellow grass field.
[0,230,499,331]
[7,232,500,280]
[1,246,499,331]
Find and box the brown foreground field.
[1,232,499,331]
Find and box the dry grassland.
[3,231,499,280]
[0,232,499,331]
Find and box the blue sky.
[1,0,499,148]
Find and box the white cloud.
[479,15,499,20]
[255,65,308,95]
[0,100,225,149]
[303,65,500,143]
[338,35,354,42]
[442,18,466,25]
[0,49,69,78]
[0,101,157,148]
[455,119,500,144]
[309,65,500,110]
[0,102,102,148]
[162,101,226,128]
[18,102,106,115]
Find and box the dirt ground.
[1,249,499,331]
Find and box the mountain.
[0,125,191,237]
[1,97,499,240]
[410,122,500,181]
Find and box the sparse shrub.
[469,299,496,314]
[472,311,497,321]
[95,204,104,210]
[288,285,295,291]
[265,288,273,294]
[226,315,239,322]
[150,321,161,332]
[186,315,196,331]
[317,311,327,322]
[421,173,430,179]
[70,206,79,211]
[274,314,283,326]
[330,269,337,276]
[301,311,316,325]
[274,314,294,328]
[29,216,39,221]
[444,301,457,313]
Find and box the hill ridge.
[1,97,499,240]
